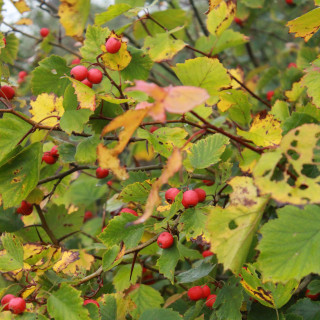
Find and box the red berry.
[142,273,155,285]
[18,71,28,79]
[96,167,109,179]
[8,297,26,314]
[182,190,199,209]
[81,79,93,88]
[150,126,159,133]
[84,211,93,222]
[157,232,174,249]
[203,179,214,186]
[70,65,88,81]
[202,250,214,258]
[71,58,81,65]
[188,286,203,301]
[206,294,217,308]
[194,188,206,202]
[50,145,59,157]
[17,200,33,216]
[306,289,320,300]
[234,17,243,26]
[266,90,274,102]
[165,188,180,204]
[0,85,15,99]
[105,37,121,54]
[288,62,297,68]
[202,285,211,298]
[42,152,58,165]
[120,208,138,217]
[40,28,50,38]
[107,180,113,186]
[87,69,103,84]
[83,299,99,308]
[1,294,15,311]
[286,0,293,4]
[3,37,6,45]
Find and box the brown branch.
[188,0,209,36]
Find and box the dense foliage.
[0,0,319,319]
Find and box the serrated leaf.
[95,3,131,25]
[140,308,182,320]
[100,295,117,320]
[102,245,120,271]
[120,179,154,204]
[60,109,92,134]
[189,134,229,169]
[0,206,24,232]
[301,59,320,108]
[287,298,320,320]
[57,143,76,163]
[9,0,30,13]
[75,135,100,164]
[0,33,19,65]
[0,233,23,272]
[113,264,142,292]
[176,259,215,283]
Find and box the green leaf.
[0,33,19,65]
[60,109,92,135]
[176,260,215,283]
[57,143,76,163]
[84,303,99,320]
[121,171,149,187]
[113,264,142,291]
[75,135,100,164]
[0,233,23,272]
[189,134,229,169]
[0,206,24,232]
[241,0,265,8]
[301,59,320,108]
[18,313,49,320]
[257,205,320,283]
[129,285,164,317]
[140,308,182,320]
[120,179,154,204]
[287,298,320,320]
[102,245,120,271]
[95,3,131,25]
[270,100,290,122]
[47,284,90,320]
[99,212,144,249]
[100,295,117,320]
[31,55,70,96]
[0,142,42,208]
[307,280,320,295]
[0,113,32,162]
[180,207,208,240]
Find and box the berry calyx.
[188,286,203,301]
[84,211,93,222]
[201,285,211,298]
[203,179,214,186]
[234,17,243,27]
[17,200,33,216]
[266,90,274,102]
[157,232,174,249]
[206,294,217,308]
[83,299,99,308]
[70,65,88,81]
[286,0,294,5]
[120,208,138,217]
[165,188,180,204]
[305,289,320,300]
[182,190,199,209]
[71,58,81,65]
[202,250,214,258]
[0,85,15,100]
[288,62,297,68]
[1,294,15,311]
[40,28,50,38]
[96,167,109,179]
[81,79,93,88]
[87,69,103,84]
[105,37,121,54]
[194,188,206,202]
[8,297,26,314]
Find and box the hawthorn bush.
[0,0,319,319]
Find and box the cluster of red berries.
[70,65,103,88]
[42,145,59,165]
[16,200,33,216]
[165,188,206,209]
[40,28,50,38]
[0,85,15,100]
[18,70,28,84]
[188,286,217,308]
[1,295,26,314]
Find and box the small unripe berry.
[165,188,180,204]
[203,179,214,186]
[157,232,174,249]
[105,37,121,54]
[202,250,214,258]
[18,71,28,79]
[96,167,109,179]
[182,190,199,209]
[120,208,138,217]
[8,297,26,314]
[201,285,211,298]
[17,200,33,216]
[205,294,217,308]
[70,65,88,81]
[1,294,15,311]
[234,17,243,27]
[288,62,297,68]
[266,90,274,102]
[71,58,81,65]
[305,289,320,300]
[40,28,50,38]
[81,79,93,88]
[188,286,203,301]
[0,85,15,100]
[84,211,93,222]
[87,69,103,84]
[194,188,206,202]
[83,299,99,308]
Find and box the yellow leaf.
[205,0,223,13]
[53,250,79,273]
[132,148,182,225]
[21,285,37,299]
[229,68,244,89]
[10,0,30,13]
[61,250,94,275]
[29,93,64,126]
[25,188,44,205]
[15,18,33,25]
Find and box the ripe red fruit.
[0,85,15,99]
[266,90,274,102]
[234,17,243,26]
[288,62,297,68]
[205,294,217,308]
[107,180,113,186]
[165,188,180,204]
[87,69,103,84]
[70,65,88,81]
[1,294,15,311]
[305,289,320,300]
[201,285,211,298]
[71,58,81,65]
[202,250,214,258]
[81,79,93,88]
[203,179,214,186]
[8,297,26,314]
[18,71,28,79]
[286,0,293,5]
[50,145,59,156]
[150,126,159,133]
[105,37,121,54]
[188,286,203,301]
[84,211,93,222]
[3,37,6,45]
[40,28,50,38]
[157,232,174,249]
[194,188,206,202]
[17,200,33,216]
[83,299,99,308]
[182,190,199,209]
[42,152,56,164]
[120,208,138,217]
[96,167,109,179]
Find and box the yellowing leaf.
[132,148,182,225]
[58,0,90,40]
[15,18,33,25]
[285,81,305,102]
[61,250,94,275]
[29,93,64,126]
[21,285,37,299]
[10,0,30,13]
[53,251,79,273]
[237,113,282,147]
[206,0,224,13]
